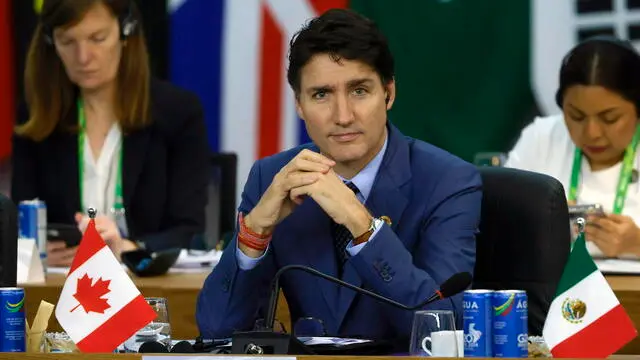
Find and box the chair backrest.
[473,167,571,335]
[0,193,17,287]
[201,153,237,249]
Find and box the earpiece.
[118,3,138,39]
[41,0,137,45]
[42,25,53,45]
[385,93,390,105]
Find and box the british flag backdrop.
[169,0,347,200]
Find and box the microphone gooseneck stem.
[264,264,443,329]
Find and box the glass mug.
[409,310,461,357]
[123,297,172,352]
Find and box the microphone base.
[231,331,315,355]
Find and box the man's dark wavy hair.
[287,8,395,95]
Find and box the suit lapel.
[366,124,412,232]
[334,124,412,329]
[122,130,151,208]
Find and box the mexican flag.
[55,218,157,352]
[542,232,637,357]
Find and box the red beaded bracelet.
[237,213,271,250]
[238,232,270,251]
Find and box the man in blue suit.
[197,9,482,344]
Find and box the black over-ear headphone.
[42,0,138,45]
[555,35,640,108]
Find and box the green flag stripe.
[554,233,598,296]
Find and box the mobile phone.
[473,152,507,167]
[568,204,605,218]
[47,223,82,248]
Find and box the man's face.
[296,54,395,171]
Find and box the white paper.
[297,336,371,346]
[595,259,640,275]
[17,239,45,284]
[46,266,71,275]
[173,249,222,268]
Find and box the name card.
[17,239,45,284]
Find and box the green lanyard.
[77,98,124,213]
[568,127,640,214]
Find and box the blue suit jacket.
[197,124,482,343]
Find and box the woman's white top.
[505,114,640,259]
[81,124,122,218]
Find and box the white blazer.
[505,115,640,259]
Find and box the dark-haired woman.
[506,36,640,258]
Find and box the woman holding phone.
[506,36,640,258]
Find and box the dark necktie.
[331,182,360,274]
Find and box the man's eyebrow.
[346,78,375,87]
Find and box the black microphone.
[138,340,198,353]
[138,341,169,353]
[264,265,472,330]
[171,340,196,353]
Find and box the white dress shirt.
[505,114,640,259]
[81,124,122,218]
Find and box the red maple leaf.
[70,274,111,314]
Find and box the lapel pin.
[380,216,391,225]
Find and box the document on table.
[595,259,640,275]
[297,337,372,346]
[173,249,222,268]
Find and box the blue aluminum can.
[492,290,528,358]
[0,288,26,352]
[18,200,47,268]
[463,289,493,357]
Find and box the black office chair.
[199,153,237,250]
[0,193,17,287]
[472,167,571,335]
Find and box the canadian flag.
[55,218,156,352]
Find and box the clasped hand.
[244,150,372,253]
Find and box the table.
[23,270,292,341]
[606,276,640,355]
[22,273,640,354]
[24,271,209,340]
